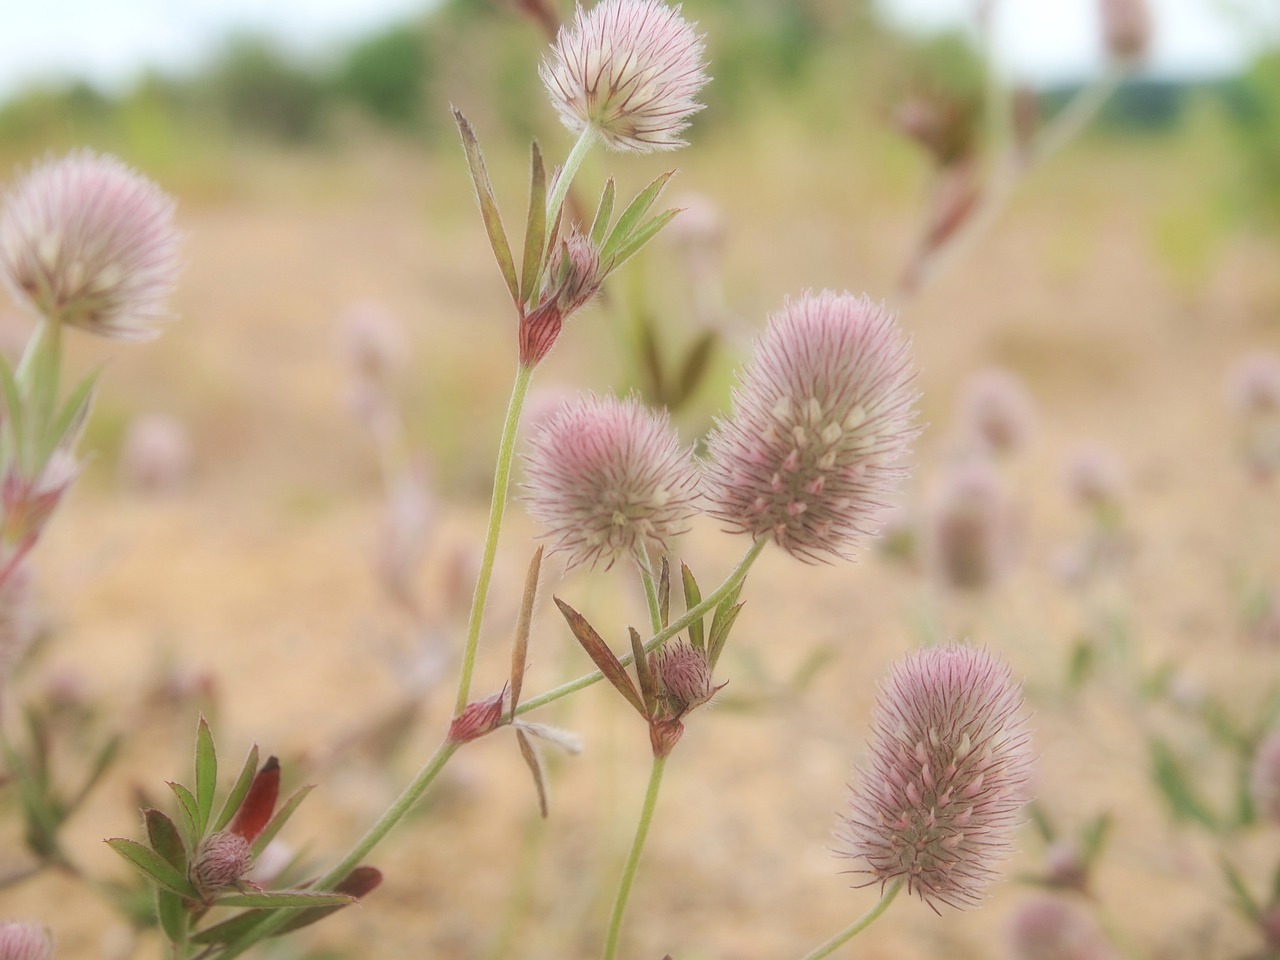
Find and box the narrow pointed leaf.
[167,782,200,850]
[66,734,122,816]
[1149,737,1217,828]
[607,207,682,272]
[229,756,280,844]
[275,866,384,935]
[589,178,616,247]
[631,627,656,719]
[520,141,547,305]
[43,370,98,460]
[637,311,666,402]
[106,838,198,899]
[212,891,355,909]
[144,808,188,871]
[602,171,674,263]
[510,546,543,716]
[453,107,519,303]
[1080,812,1112,863]
[680,563,704,652]
[157,889,186,942]
[1220,855,1261,921]
[657,557,670,629]
[546,204,564,266]
[213,744,260,833]
[553,597,645,716]
[250,783,314,857]
[707,602,744,671]
[194,716,217,835]
[672,330,717,408]
[516,728,549,818]
[0,357,26,458]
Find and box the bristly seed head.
[702,291,918,563]
[523,393,699,570]
[0,150,181,340]
[838,644,1034,911]
[540,0,710,153]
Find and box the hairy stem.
[602,753,668,960]
[797,879,903,960]
[544,125,599,244]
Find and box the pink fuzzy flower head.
[838,644,1034,911]
[926,460,1019,591]
[1099,0,1152,62]
[540,0,709,153]
[1007,896,1119,960]
[703,292,917,562]
[1251,729,1280,826]
[0,921,53,960]
[524,394,698,569]
[191,830,253,896]
[118,413,193,494]
[957,367,1035,457]
[0,151,180,340]
[650,640,719,716]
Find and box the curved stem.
[545,125,599,242]
[455,362,535,714]
[516,537,768,717]
[602,753,668,960]
[797,879,903,960]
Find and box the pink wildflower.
[957,367,1035,457]
[704,292,917,562]
[925,460,1019,591]
[540,0,709,153]
[1007,896,1120,960]
[0,151,180,340]
[838,645,1034,910]
[523,393,698,569]
[0,921,53,960]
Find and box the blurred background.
[1,1,1279,958]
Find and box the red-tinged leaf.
[520,141,547,306]
[510,546,543,717]
[681,562,704,652]
[229,756,280,843]
[516,728,549,818]
[144,808,187,871]
[657,557,670,629]
[213,744,259,833]
[194,716,217,835]
[453,107,519,304]
[554,597,645,716]
[631,627,656,719]
[249,783,313,858]
[106,838,198,899]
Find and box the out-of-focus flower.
[957,368,1035,457]
[838,644,1033,910]
[1007,896,1119,960]
[0,151,180,340]
[523,393,698,569]
[118,413,193,494]
[540,0,709,153]
[1227,351,1280,482]
[703,292,917,562]
[1065,444,1125,515]
[1,449,80,555]
[339,300,405,387]
[1251,729,1280,826]
[1099,0,1152,62]
[0,920,54,960]
[375,459,436,613]
[925,460,1020,591]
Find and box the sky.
[0,0,1278,100]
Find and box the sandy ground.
[2,114,1279,960]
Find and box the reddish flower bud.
[448,690,507,744]
[191,830,253,895]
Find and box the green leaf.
[510,547,543,717]
[167,782,200,850]
[519,140,547,306]
[66,734,122,817]
[193,868,382,943]
[157,889,187,942]
[607,208,681,272]
[589,178,616,247]
[213,744,259,834]
[637,311,666,403]
[145,808,188,871]
[40,369,97,463]
[1149,737,1218,829]
[250,784,314,858]
[1080,812,1112,864]
[0,356,26,462]
[1220,854,1261,921]
[657,557,670,630]
[211,890,355,909]
[106,838,198,899]
[1027,801,1055,843]
[453,107,519,304]
[706,603,743,671]
[554,597,645,716]
[195,716,217,836]
[631,627,656,719]
[671,331,717,409]
[602,171,673,264]
[680,563,704,652]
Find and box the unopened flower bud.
[926,460,1019,591]
[548,232,602,316]
[1065,444,1125,517]
[1099,0,1152,63]
[1251,729,1280,826]
[0,921,53,960]
[650,641,717,715]
[1007,896,1119,960]
[1,450,80,550]
[192,830,252,895]
[448,690,507,744]
[958,367,1035,457]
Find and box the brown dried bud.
[448,689,506,744]
[192,830,252,895]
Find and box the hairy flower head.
[523,393,698,569]
[838,644,1034,910]
[0,151,180,339]
[925,460,1019,591]
[191,831,253,896]
[1007,896,1119,960]
[957,367,1035,457]
[703,292,917,562]
[540,0,709,153]
[0,921,53,960]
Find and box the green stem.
[797,879,903,960]
[544,125,598,242]
[602,753,668,960]
[455,362,535,714]
[516,537,768,717]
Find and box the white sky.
[0,0,1277,99]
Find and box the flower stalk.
[796,879,903,960]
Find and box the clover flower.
[0,921,53,960]
[0,151,180,340]
[523,393,698,569]
[703,292,917,562]
[957,367,1035,457]
[838,644,1033,910]
[925,460,1020,591]
[540,0,709,153]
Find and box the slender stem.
[797,879,903,960]
[516,537,768,717]
[602,753,668,960]
[455,362,535,714]
[545,125,598,242]
[1033,63,1126,164]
